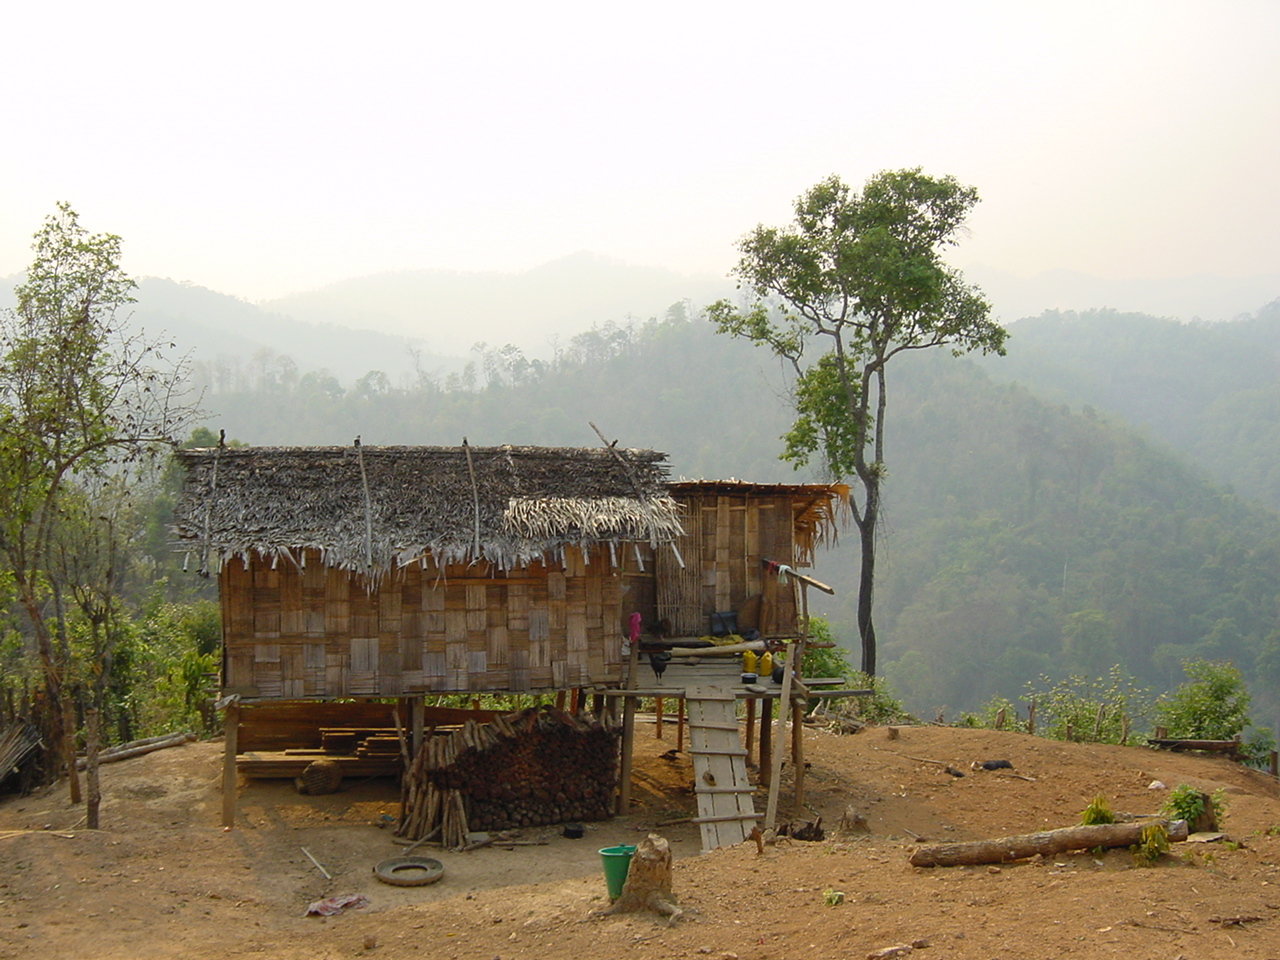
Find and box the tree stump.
[601,834,682,924]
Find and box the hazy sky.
[2,0,1276,303]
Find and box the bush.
[1162,783,1226,827]
[845,672,912,725]
[1154,659,1250,741]
[1081,794,1115,826]
[1022,666,1152,744]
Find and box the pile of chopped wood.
[398,706,619,848]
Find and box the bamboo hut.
[172,442,683,697]
[171,442,850,833]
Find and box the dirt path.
[2,722,1279,959]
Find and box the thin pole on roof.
[463,438,481,560]
[198,430,226,578]
[355,437,373,574]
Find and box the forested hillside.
[187,306,1280,729]
[978,300,1280,510]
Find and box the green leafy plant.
[822,888,845,906]
[1131,822,1170,866]
[1022,667,1152,744]
[1081,794,1115,826]
[1162,784,1226,826]
[1154,659,1251,741]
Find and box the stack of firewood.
[397,706,619,848]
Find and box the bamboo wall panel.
[654,492,803,639]
[222,547,631,698]
[656,500,702,635]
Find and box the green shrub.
[1162,783,1226,826]
[1154,659,1250,741]
[1081,794,1115,826]
[1022,666,1152,744]
[1131,822,1170,866]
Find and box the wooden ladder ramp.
[685,686,758,852]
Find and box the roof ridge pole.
[355,437,373,574]
[463,438,481,561]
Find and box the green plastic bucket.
[599,844,636,900]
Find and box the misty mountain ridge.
[968,265,1280,324]
[258,252,735,358]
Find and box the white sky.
[1,0,1277,302]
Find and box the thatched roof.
[172,443,682,575]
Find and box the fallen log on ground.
[909,818,1189,867]
[75,732,195,770]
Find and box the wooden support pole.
[554,690,567,711]
[410,697,424,756]
[570,688,582,714]
[759,697,773,787]
[792,700,805,807]
[221,701,240,829]
[617,631,643,814]
[676,696,685,753]
[655,696,664,739]
[792,582,810,807]
[744,697,756,767]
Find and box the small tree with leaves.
[708,170,1007,675]
[0,203,197,792]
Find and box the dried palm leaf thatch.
[172,444,682,578]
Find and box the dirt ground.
[3,718,1280,960]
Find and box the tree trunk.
[856,492,879,677]
[61,696,81,805]
[85,708,101,829]
[602,834,682,923]
[909,819,1189,867]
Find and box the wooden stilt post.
[655,696,664,739]
[759,696,773,787]
[555,690,567,710]
[221,701,240,829]
[410,696,424,756]
[744,697,756,766]
[617,630,643,814]
[792,700,805,807]
[676,696,685,753]
[570,688,582,714]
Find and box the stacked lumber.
[398,706,619,849]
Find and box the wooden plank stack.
[397,706,620,849]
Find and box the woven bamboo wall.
[656,491,798,637]
[221,547,634,698]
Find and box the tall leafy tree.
[708,170,1007,675]
[0,203,197,786]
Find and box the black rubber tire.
[373,856,444,887]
